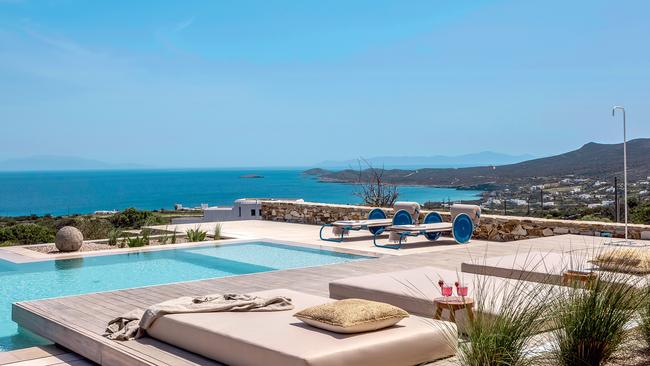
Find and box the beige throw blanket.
[105,293,293,340]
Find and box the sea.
[0,169,482,217]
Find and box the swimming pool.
[0,242,370,351]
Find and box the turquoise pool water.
[0,242,370,351]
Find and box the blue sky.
[1,0,649,168]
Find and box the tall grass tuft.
[551,250,645,366]
[170,228,177,244]
[186,226,207,242]
[213,223,222,240]
[141,229,150,245]
[107,229,122,246]
[457,275,551,366]
[640,286,650,347]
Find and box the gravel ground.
[25,237,210,254]
[27,242,113,254]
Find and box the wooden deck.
[12,234,609,366]
[0,345,93,366]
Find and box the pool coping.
[0,236,384,264]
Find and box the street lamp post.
[609,106,641,246]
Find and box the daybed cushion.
[450,204,481,225]
[461,252,592,285]
[147,289,456,366]
[294,298,409,334]
[592,248,650,274]
[329,266,560,333]
[393,202,421,223]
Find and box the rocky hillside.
[308,139,650,189]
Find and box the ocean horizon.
[0,169,482,217]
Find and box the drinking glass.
[442,285,453,297]
[457,285,468,297]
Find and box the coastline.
[0,169,482,217]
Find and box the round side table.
[562,270,598,288]
[433,297,475,323]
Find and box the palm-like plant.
[186,227,207,242]
[107,229,122,246]
[126,236,147,247]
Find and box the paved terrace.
[8,221,643,366]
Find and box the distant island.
[240,174,264,179]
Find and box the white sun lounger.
[374,204,481,248]
[319,202,421,242]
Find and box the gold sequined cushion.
[592,249,650,274]
[294,299,409,334]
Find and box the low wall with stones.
[260,200,650,242]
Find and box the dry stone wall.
[260,200,650,242]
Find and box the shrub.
[186,227,207,242]
[110,208,164,229]
[170,229,177,244]
[141,230,150,245]
[73,218,114,240]
[578,214,612,223]
[107,229,122,246]
[0,224,55,245]
[631,202,650,225]
[126,236,147,248]
[213,223,222,240]
[0,227,13,243]
[353,160,399,207]
[551,267,644,366]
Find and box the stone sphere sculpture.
[55,226,83,252]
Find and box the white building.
[172,198,304,224]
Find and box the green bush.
[73,218,114,240]
[578,214,612,223]
[0,227,13,243]
[107,229,122,246]
[141,230,150,245]
[0,224,56,245]
[186,227,207,242]
[110,208,164,229]
[631,202,650,225]
[126,236,147,248]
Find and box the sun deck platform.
[11,227,620,366]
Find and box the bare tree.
[353,159,399,207]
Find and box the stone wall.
[260,200,650,241]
